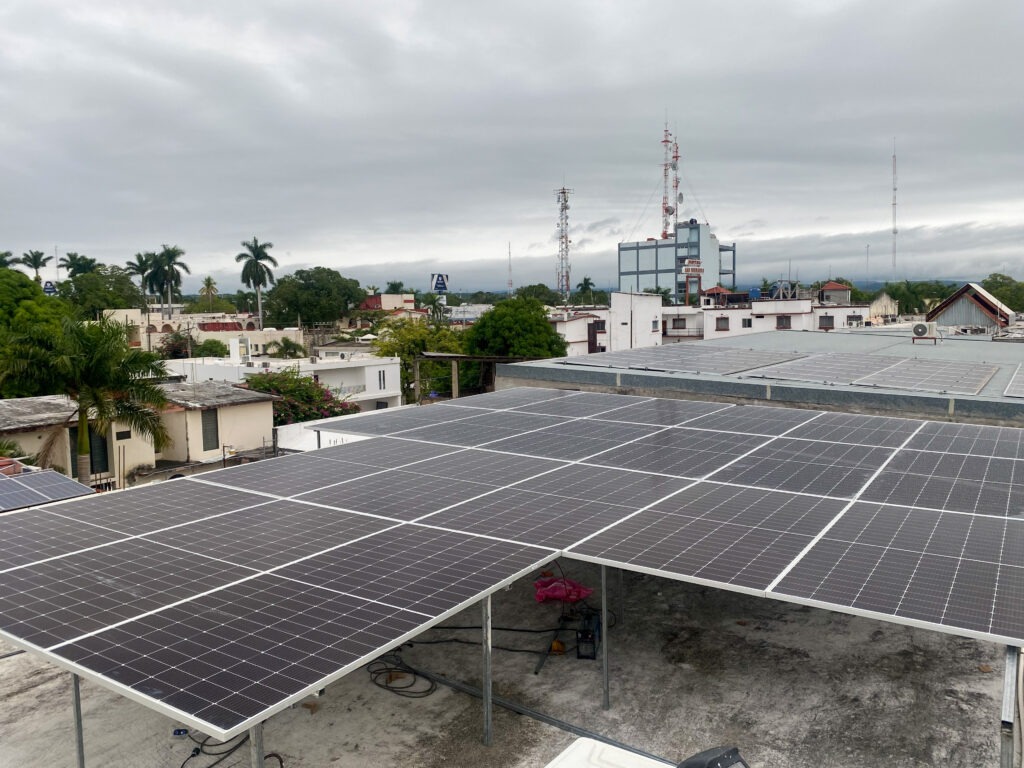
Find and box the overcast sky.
[2,0,1021,295]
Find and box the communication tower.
[891,138,898,281]
[555,187,572,306]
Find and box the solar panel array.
[1005,364,1024,398]
[3,387,1024,741]
[559,346,1001,396]
[0,470,94,513]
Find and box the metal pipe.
[602,565,610,710]
[1001,646,1018,768]
[249,723,264,768]
[482,595,493,746]
[72,674,86,768]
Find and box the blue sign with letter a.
[42,280,58,296]
[431,273,449,293]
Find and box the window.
[201,409,219,452]
[651,320,659,332]
[776,316,792,330]
[378,370,386,390]
[819,315,835,330]
[115,430,131,441]
[847,314,863,325]
[69,426,110,478]
[715,317,730,331]
[591,319,606,332]
[741,318,752,328]
[671,318,687,330]
[375,401,389,410]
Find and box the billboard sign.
[431,273,449,293]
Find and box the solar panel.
[750,353,897,385]
[1005,363,1024,398]
[9,470,94,504]
[584,428,770,479]
[435,387,579,410]
[0,476,48,513]
[510,391,652,417]
[569,484,848,590]
[513,464,694,508]
[398,450,567,485]
[0,510,129,572]
[712,439,895,498]
[784,412,920,448]
[859,449,1024,516]
[908,421,1024,460]
[683,405,822,435]
[483,420,660,461]
[560,347,804,375]
[311,437,460,467]
[198,453,388,496]
[771,502,1024,640]
[590,398,733,427]
[314,404,485,436]
[853,358,999,396]
[395,410,570,446]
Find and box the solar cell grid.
[10,471,94,503]
[854,359,998,396]
[483,424,653,461]
[751,353,896,385]
[311,437,459,467]
[859,449,1024,516]
[712,438,895,498]
[510,392,652,417]
[399,450,567,485]
[784,412,919,448]
[53,574,432,733]
[584,428,770,479]
[396,410,569,446]
[45,480,271,536]
[0,510,128,572]
[0,539,254,647]
[435,387,579,409]
[141,500,397,569]
[421,489,639,549]
[198,453,386,496]
[651,349,805,375]
[590,398,732,426]
[683,405,822,435]
[1005,364,1024,398]
[295,469,502,521]
[512,464,693,508]
[908,422,1024,460]
[0,477,48,513]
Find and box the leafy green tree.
[183,296,237,313]
[245,368,360,426]
[148,245,190,317]
[882,280,956,315]
[372,318,464,403]
[574,275,597,305]
[444,293,463,306]
[264,267,365,327]
[981,273,1024,311]
[365,284,380,295]
[20,250,52,283]
[57,266,144,318]
[266,338,308,358]
[516,283,562,305]
[420,292,448,325]
[0,251,14,268]
[0,269,69,344]
[0,316,170,480]
[467,290,507,304]
[194,338,229,357]
[236,237,278,330]
[58,252,99,278]
[156,329,195,359]
[232,290,258,315]
[385,280,406,294]
[463,297,567,358]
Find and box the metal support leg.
[249,723,265,768]
[482,595,493,745]
[451,360,460,399]
[617,568,625,628]
[72,674,86,768]
[601,565,610,710]
[1001,646,1018,768]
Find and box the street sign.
[431,273,449,293]
[42,280,58,296]
[683,267,704,274]
[683,259,702,266]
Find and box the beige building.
[0,381,276,489]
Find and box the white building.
[164,348,402,411]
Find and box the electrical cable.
[367,653,437,698]
[0,649,25,661]
[408,637,543,655]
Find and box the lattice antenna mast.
[671,135,681,234]
[892,138,898,281]
[507,242,513,298]
[555,187,572,306]
[660,124,673,239]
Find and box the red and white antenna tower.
[891,138,898,281]
[660,124,673,239]
[555,187,572,306]
[671,133,681,233]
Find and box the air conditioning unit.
[261,361,271,369]
[310,357,318,364]
[245,361,255,368]
[912,321,938,338]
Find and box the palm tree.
[265,338,307,358]
[385,280,406,295]
[576,275,596,304]
[125,252,155,309]
[199,276,218,311]
[149,245,190,318]
[19,250,51,283]
[236,237,278,331]
[0,251,15,269]
[0,316,170,482]
[420,293,447,325]
[365,284,380,295]
[58,252,99,278]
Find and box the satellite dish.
[664,205,675,215]
[912,323,929,337]
[677,193,684,203]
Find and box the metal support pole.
[72,674,86,768]
[618,568,625,628]
[1001,646,1018,768]
[249,723,265,768]
[601,565,610,710]
[413,358,421,405]
[451,360,460,399]
[482,595,493,745]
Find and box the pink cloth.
[533,576,593,603]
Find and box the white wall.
[608,292,663,350]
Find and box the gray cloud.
[1,1,1021,294]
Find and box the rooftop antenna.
[555,186,572,307]
[507,242,513,298]
[865,244,870,287]
[671,132,681,235]
[660,123,674,239]
[892,138,898,282]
